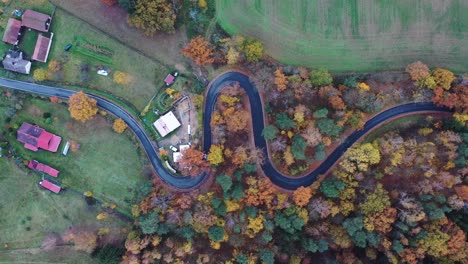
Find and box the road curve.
[1,74,452,190]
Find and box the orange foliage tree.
[49,96,59,104]
[274,67,288,92]
[293,186,313,207]
[101,0,117,6]
[178,147,210,177]
[113,118,128,133]
[182,36,215,65]
[405,61,430,81]
[329,95,346,110]
[68,91,98,122]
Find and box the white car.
[169,145,178,152]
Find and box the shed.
[28,160,59,177]
[153,111,181,137]
[40,179,61,193]
[21,9,51,32]
[2,18,22,45]
[164,74,175,86]
[32,33,53,62]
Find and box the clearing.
[216,0,468,72]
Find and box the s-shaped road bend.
[0,74,452,190]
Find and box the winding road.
[0,73,452,190]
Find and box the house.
[172,144,190,163]
[164,74,175,86]
[28,160,59,177]
[153,111,181,137]
[39,179,61,193]
[2,50,31,74]
[17,122,62,152]
[21,9,51,32]
[32,33,53,62]
[2,18,22,45]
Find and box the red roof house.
[28,160,59,177]
[2,18,22,45]
[32,33,53,62]
[40,179,61,193]
[21,10,51,32]
[164,74,175,86]
[17,122,62,152]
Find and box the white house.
[153,111,181,137]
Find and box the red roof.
[21,10,51,32]
[2,18,22,45]
[40,180,61,193]
[164,74,175,85]
[17,122,62,152]
[28,160,59,177]
[32,34,52,62]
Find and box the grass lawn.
[216,0,468,72]
[0,0,170,110]
[0,157,128,255]
[17,29,38,58]
[0,247,100,264]
[3,97,148,214]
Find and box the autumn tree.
[127,0,176,35]
[182,36,215,65]
[223,108,249,132]
[208,144,224,166]
[114,71,132,85]
[329,95,346,110]
[293,186,312,207]
[243,38,264,62]
[63,229,98,253]
[226,47,240,65]
[101,0,118,6]
[113,118,128,133]
[33,68,48,81]
[177,147,209,176]
[68,91,98,122]
[432,68,455,90]
[302,123,322,147]
[274,67,288,92]
[310,69,333,87]
[405,61,430,81]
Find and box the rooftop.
[2,18,22,45]
[21,9,51,32]
[153,111,181,137]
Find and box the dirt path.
[49,0,188,67]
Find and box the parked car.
[169,145,178,152]
[64,44,72,51]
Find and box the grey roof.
[2,50,31,74]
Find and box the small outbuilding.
[32,33,53,62]
[2,50,31,74]
[2,18,22,45]
[21,9,51,32]
[28,160,59,177]
[153,111,181,137]
[40,179,61,193]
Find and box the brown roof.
[21,10,51,32]
[2,18,22,45]
[2,50,31,74]
[32,34,51,62]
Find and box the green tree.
[310,69,333,87]
[262,125,279,140]
[118,0,136,12]
[259,249,275,264]
[317,119,342,137]
[291,135,307,160]
[138,211,159,234]
[313,108,329,118]
[127,0,176,35]
[216,174,233,193]
[320,177,345,198]
[275,113,295,130]
[360,184,391,215]
[243,38,264,62]
[208,226,225,242]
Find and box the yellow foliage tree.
[358,82,370,91]
[219,94,240,107]
[198,0,207,8]
[33,68,48,81]
[128,0,176,35]
[113,118,128,133]
[283,146,294,166]
[96,212,109,220]
[226,47,240,65]
[68,91,98,122]
[245,214,264,238]
[432,68,455,90]
[274,67,288,92]
[113,71,132,85]
[207,144,224,166]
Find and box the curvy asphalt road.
[0,74,452,190]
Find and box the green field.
[216,0,468,72]
[1,96,147,213]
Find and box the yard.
[0,158,126,263]
[0,0,169,110]
[216,0,468,72]
[2,96,148,214]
